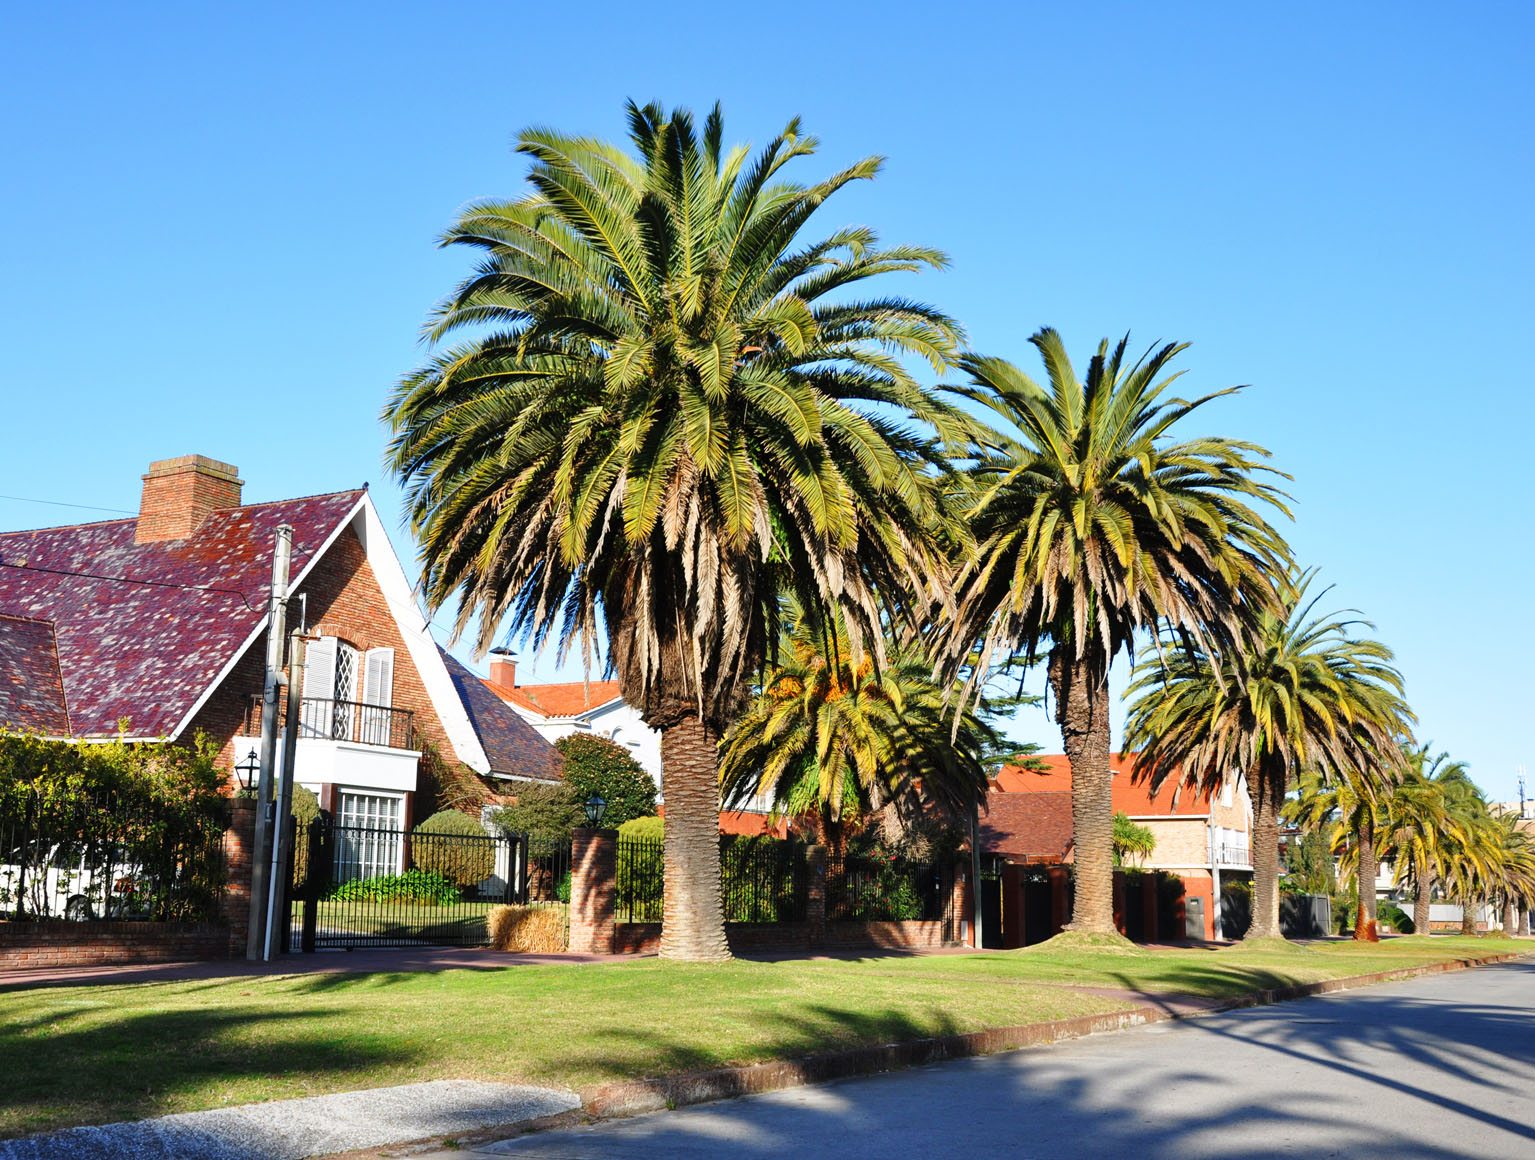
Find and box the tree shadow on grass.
[490,960,1535,1160]
[0,1000,418,1138]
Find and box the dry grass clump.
[487,904,568,953]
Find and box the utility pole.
[247,525,292,960]
[264,625,307,961]
[1518,766,1527,820]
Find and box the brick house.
[983,753,1255,940]
[0,454,559,836]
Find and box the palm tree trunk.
[1459,895,1478,937]
[1413,872,1432,935]
[1520,907,1530,937]
[1050,647,1115,935]
[658,712,730,961]
[1246,764,1283,939]
[1354,813,1378,942]
[1502,896,1516,934]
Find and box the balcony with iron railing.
[243,695,416,751]
[1216,842,1253,868]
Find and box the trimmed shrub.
[327,869,459,905]
[619,815,663,841]
[1378,901,1415,934]
[410,810,494,888]
[487,904,568,952]
[555,734,657,827]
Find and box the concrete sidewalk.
[0,1082,580,1160]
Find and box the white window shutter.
[304,637,338,699]
[300,637,338,738]
[363,648,394,708]
[361,648,396,746]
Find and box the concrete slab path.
[0,1081,579,1160]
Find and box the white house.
[479,651,662,789]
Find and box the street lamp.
[583,793,608,828]
[235,748,260,793]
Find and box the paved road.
[474,960,1535,1160]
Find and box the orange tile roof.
[483,678,624,719]
[995,752,1218,816]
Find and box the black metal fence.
[722,838,809,922]
[825,857,950,922]
[616,835,664,923]
[0,785,226,923]
[287,820,570,950]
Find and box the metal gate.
[285,821,570,951]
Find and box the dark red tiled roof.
[0,491,363,738]
[0,615,70,734]
[980,789,1073,863]
[441,650,562,782]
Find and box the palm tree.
[719,604,993,855]
[1289,759,1402,941]
[946,331,1290,934]
[1125,575,1412,940]
[1112,812,1156,867]
[1379,745,1468,933]
[385,103,970,960]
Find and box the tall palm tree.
[946,331,1290,933]
[1380,745,1468,933]
[384,103,970,960]
[1288,759,1401,941]
[1125,575,1412,940]
[719,604,993,854]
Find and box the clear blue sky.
[3,3,1530,802]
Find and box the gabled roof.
[980,789,1073,863]
[0,491,363,738]
[487,678,624,720]
[0,614,70,734]
[440,650,562,782]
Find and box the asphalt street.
[473,959,1535,1160]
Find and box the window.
[333,791,404,882]
[300,637,394,743]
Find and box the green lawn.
[0,936,1518,1138]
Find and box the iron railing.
[287,821,570,950]
[244,695,415,750]
[826,857,949,922]
[1216,843,1253,867]
[615,836,664,923]
[0,785,226,923]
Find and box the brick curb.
[578,951,1526,1118]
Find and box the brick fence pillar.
[806,845,827,947]
[569,827,617,955]
[952,861,971,946]
[1048,865,1071,935]
[221,799,257,958]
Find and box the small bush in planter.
[410,810,494,888]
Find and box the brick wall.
[188,524,461,788]
[0,923,229,971]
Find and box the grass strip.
[0,935,1518,1138]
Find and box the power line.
[0,560,264,611]
[0,493,136,515]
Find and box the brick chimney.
[488,649,517,689]
[135,455,243,543]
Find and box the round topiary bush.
[410,809,494,888]
[555,734,657,827]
